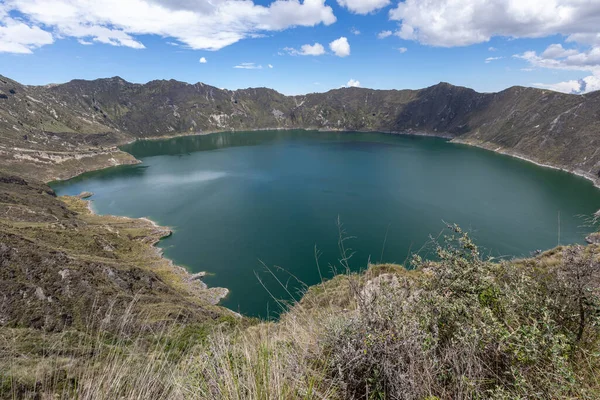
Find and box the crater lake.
[51,130,600,317]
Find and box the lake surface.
[51,130,600,318]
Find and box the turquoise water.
[51,130,600,318]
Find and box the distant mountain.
[1,75,599,184]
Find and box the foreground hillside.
[1,75,600,185]
[0,172,235,398]
[2,173,600,399]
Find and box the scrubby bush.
[322,225,600,399]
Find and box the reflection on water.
[153,171,229,185]
[120,130,425,157]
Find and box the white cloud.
[346,78,360,87]
[301,42,325,55]
[337,0,390,15]
[285,42,325,56]
[0,0,336,53]
[485,56,503,63]
[382,0,600,95]
[541,43,578,59]
[199,57,207,63]
[389,0,600,48]
[514,45,600,73]
[533,75,600,94]
[383,1,598,95]
[77,38,92,45]
[566,33,600,46]
[234,62,263,69]
[268,64,273,68]
[397,47,407,53]
[514,43,600,94]
[0,16,54,53]
[377,30,392,39]
[329,36,350,57]
[350,27,360,35]
[85,26,146,48]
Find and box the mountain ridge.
[7,74,600,97]
[1,74,599,186]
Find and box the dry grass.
[4,226,600,399]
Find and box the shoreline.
[78,194,230,306]
[451,138,600,189]
[121,126,455,145]
[44,128,454,184]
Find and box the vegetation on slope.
[3,206,600,398]
[0,171,234,398]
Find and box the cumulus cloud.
[234,62,263,69]
[0,16,54,53]
[488,46,497,51]
[199,57,207,63]
[541,44,578,59]
[485,56,502,63]
[383,1,600,95]
[514,44,600,73]
[346,78,360,87]
[337,0,390,15]
[514,43,600,94]
[377,30,392,39]
[389,0,600,48]
[533,75,600,94]
[285,42,325,56]
[397,47,407,53]
[350,27,360,35]
[268,64,273,68]
[329,36,350,57]
[0,0,337,53]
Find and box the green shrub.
[322,225,600,399]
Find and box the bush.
[322,225,600,399]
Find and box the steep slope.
[0,76,137,181]
[1,75,599,185]
[455,86,600,180]
[0,172,229,332]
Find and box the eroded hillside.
[1,75,599,184]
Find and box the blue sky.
[0,0,599,95]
